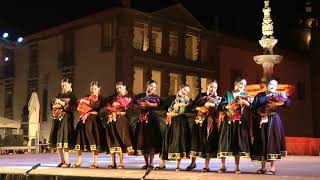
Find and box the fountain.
[245,0,295,97]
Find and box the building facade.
[0,4,318,139]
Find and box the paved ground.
[0,153,319,179]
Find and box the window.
[151,27,162,54]
[169,73,182,96]
[151,70,161,95]
[101,23,112,50]
[133,67,144,95]
[185,34,199,61]
[201,78,212,93]
[5,89,13,108]
[186,75,199,99]
[4,87,13,119]
[58,31,74,68]
[28,45,39,94]
[29,45,39,79]
[169,32,178,56]
[133,22,149,51]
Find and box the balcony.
[132,42,162,54]
[185,51,198,61]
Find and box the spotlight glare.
[17,37,23,43]
[4,57,9,61]
[2,33,9,38]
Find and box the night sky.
[0,0,317,49]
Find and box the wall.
[218,42,313,137]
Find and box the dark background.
[0,0,318,49]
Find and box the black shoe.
[141,164,149,169]
[256,169,266,174]
[186,163,196,171]
[107,164,117,169]
[202,168,210,172]
[57,162,64,167]
[218,167,226,173]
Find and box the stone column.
[161,27,169,56]
[147,21,153,52]
[197,33,202,62]
[178,30,186,62]
[197,74,202,94]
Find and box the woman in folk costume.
[217,78,252,174]
[49,78,77,168]
[72,81,103,168]
[134,80,162,169]
[186,80,221,172]
[251,79,290,175]
[156,84,192,171]
[104,82,134,169]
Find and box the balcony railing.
[185,52,198,61]
[150,46,162,54]
[132,42,144,51]
[168,49,178,56]
[132,42,162,54]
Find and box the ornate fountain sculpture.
[246,0,294,96]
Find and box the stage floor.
[0,153,319,180]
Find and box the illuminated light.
[17,37,23,43]
[245,83,295,97]
[2,33,9,38]
[4,57,9,62]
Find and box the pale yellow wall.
[0,80,4,116]
[13,46,29,122]
[37,36,63,138]
[74,24,116,99]
[9,23,117,139]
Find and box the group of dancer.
[48,77,289,175]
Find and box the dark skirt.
[106,115,134,154]
[135,112,162,155]
[251,114,287,162]
[74,114,101,151]
[160,114,190,160]
[48,113,75,149]
[190,117,219,158]
[217,117,251,158]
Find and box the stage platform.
[0,153,319,180]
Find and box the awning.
[0,116,21,129]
